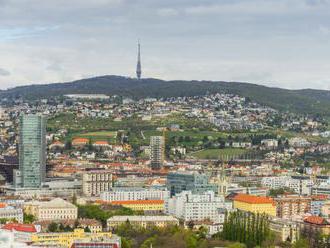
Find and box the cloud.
[0,0,329,90]
[0,68,10,76]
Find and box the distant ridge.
[1,75,330,116]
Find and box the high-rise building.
[150,136,165,170]
[136,41,142,80]
[18,114,46,188]
[82,169,113,196]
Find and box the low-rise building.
[269,218,299,243]
[0,206,23,223]
[100,187,169,202]
[1,223,39,243]
[107,215,179,229]
[24,198,78,221]
[233,194,276,216]
[31,228,118,248]
[110,200,164,212]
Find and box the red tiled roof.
[234,194,274,204]
[93,141,109,145]
[111,200,164,205]
[72,138,89,144]
[311,195,328,200]
[304,216,328,225]
[2,223,37,233]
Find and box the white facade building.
[165,191,228,223]
[0,207,24,223]
[100,187,169,202]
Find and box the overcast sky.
[0,0,330,90]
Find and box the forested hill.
[1,75,330,116]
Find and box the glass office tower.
[19,114,46,188]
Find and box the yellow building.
[24,198,78,221]
[107,215,179,229]
[110,200,164,211]
[233,194,276,216]
[31,228,115,248]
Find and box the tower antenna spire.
[136,40,142,80]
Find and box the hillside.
[1,75,330,116]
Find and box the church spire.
[136,41,142,80]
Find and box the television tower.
[136,41,142,80]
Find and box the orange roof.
[311,195,328,200]
[234,194,274,204]
[111,200,164,205]
[304,216,328,225]
[2,223,37,233]
[0,203,7,208]
[93,141,109,145]
[72,138,89,143]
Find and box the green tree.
[23,213,36,224]
[48,222,58,232]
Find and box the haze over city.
[0,0,330,90]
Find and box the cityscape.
[0,1,330,248]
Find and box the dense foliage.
[77,204,142,226]
[219,210,271,248]
[2,75,330,116]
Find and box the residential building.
[312,183,330,197]
[274,195,311,219]
[24,198,78,221]
[100,187,169,202]
[70,237,121,248]
[303,216,330,235]
[82,169,113,196]
[110,199,164,212]
[1,223,39,243]
[269,218,299,243]
[0,206,23,223]
[311,195,328,216]
[150,136,165,170]
[233,194,276,216]
[72,138,89,147]
[167,171,216,197]
[18,114,46,188]
[165,190,227,223]
[107,215,179,229]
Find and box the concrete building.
[0,206,23,223]
[31,228,118,248]
[150,136,165,170]
[274,195,311,219]
[82,169,113,196]
[311,195,328,216]
[110,199,164,212]
[100,187,169,202]
[18,114,46,188]
[107,215,179,229]
[167,171,216,197]
[165,190,227,223]
[233,194,276,216]
[269,218,299,243]
[312,183,330,197]
[24,198,78,221]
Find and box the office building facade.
[18,115,46,188]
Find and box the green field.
[189,148,249,159]
[79,131,117,138]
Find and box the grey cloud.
[0,0,329,90]
[0,68,10,76]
